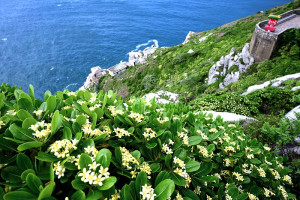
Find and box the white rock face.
[199,33,212,43]
[183,31,195,44]
[285,105,300,121]
[207,43,254,87]
[143,91,179,104]
[242,73,300,95]
[291,86,300,91]
[197,111,256,122]
[80,45,158,91]
[187,49,194,54]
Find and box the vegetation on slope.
[0,84,297,199]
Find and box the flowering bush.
[0,83,296,199]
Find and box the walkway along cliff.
[249,9,300,62]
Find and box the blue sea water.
[0,0,291,97]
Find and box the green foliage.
[244,114,300,147]
[0,83,296,199]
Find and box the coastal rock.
[285,105,300,121]
[183,31,195,44]
[199,33,212,43]
[242,73,300,95]
[197,110,256,122]
[80,45,158,91]
[143,90,179,104]
[291,86,300,91]
[207,43,254,88]
[187,49,194,54]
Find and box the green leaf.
[174,148,186,160]
[95,149,112,168]
[76,115,86,126]
[36,152,59,162]
[97,177,117,191]
[165,154,172,169]
[51,110,60,134]
[86,189,102,200]
[186,161,200,172]
[1,166,22,183]
[17,109,33,121]
[194,162,212,177]
[9,123,35,141]
[0,135,18,151]
[79,153,93,170]
[26,173,43,194]
[170,173,186,186]
[16,153,33,170]
[38,181,55,200]
[180,189,200,200]
[22,117,38,129]
[115,148,122,164]
[196,176,218,182]
[18,98,33,112]
[62,127,72,140]
[71,190,86,200]
[120,184,135,200]
[154,179,175,200]
[46,96,56,113]
[155,171,170,187]
[250,158,261,164]
[72,177,88,190]
[21,169,35,181]
[135,171,147,196]
[150,163,161,173]
[209,132,220,141]
[4,191,37,200]
[146,142,157,149]
[237,193,248,200]
[17,141,43,151]
[29,84,35,104]
[188,136,202,145]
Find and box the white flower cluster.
[129,112,144,123]
[114,128,130,138]
[108,106,124,117]
[33,110,43,117]
[247,193,259,200]
[78,162,110,186]
[143,128,156,140]
[53,161,66,179]
[283,175,292,185]
[49,139,78,158]
[89,103,101,111]
[157,117,169,124]
[173,157,191,187]
[82,123,108,138]
[197,145,212,158]
[67,91,77,96]
[140,184,156,200]
[263,188,275,197]
[177,131,189,146]
[197,130,208,140]
[29,121,51,140]
[232,172,244,182]
[6,109,16,116]
[89,93,98,103]
[278,185,288,200]
[120,147,139,170]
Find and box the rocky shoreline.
[80,45,158,91]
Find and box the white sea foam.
[50,67,55,71]
[64,83,78,90]
[57,4,62,7]
[133,39,159,52]
[2,38,7,41]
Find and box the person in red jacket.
[265,14,281,32]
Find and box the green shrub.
[244,114,300,147]
[141,75,157,92]
[0,83,296,199]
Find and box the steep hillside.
[96,2,299,104]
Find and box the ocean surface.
[0,0,291,97]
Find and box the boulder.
[183,31,195,44]
[143,90,179,104]
[198,110,256,122]
[285,105,300,121]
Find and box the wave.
[132,39,159,52]
[64,83,78,90]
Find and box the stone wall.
[249,9,300,62]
